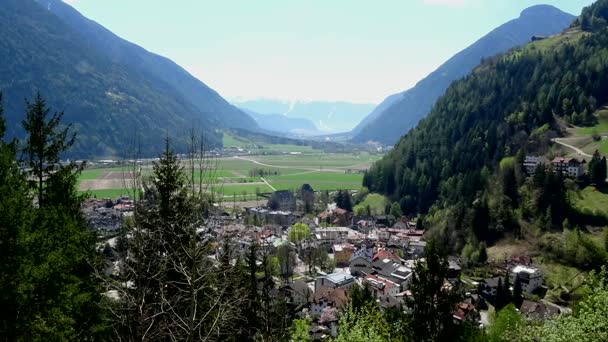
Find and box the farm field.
[78,152,379,201]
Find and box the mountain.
[233,98,376,133]
[0,0,256,157]
[353,5,576,144]
[241,109,319,135]
[364,1,608,246]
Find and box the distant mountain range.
[233,99,376,134]
[352,5,576,145]
[241,109,319,136]
[0,0,257,157]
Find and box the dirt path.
[552,138,592,157]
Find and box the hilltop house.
[551,157,586,178]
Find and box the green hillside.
[364,1,608,250]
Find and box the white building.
[524,156,546,175]
[510,265,543,294]
[315,272,356,292]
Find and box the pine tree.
[21,92,75,206]
[408,240,462,340]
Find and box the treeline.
[364,0,608,250]
[0,92,106,340]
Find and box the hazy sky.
[64,0,594,103]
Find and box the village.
[81,177,569,340]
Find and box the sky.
[63,0,594,104]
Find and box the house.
[364,274,401,299]
[314,227,355,246]
[318,208,353,226]
[371,257,413,291]
[480,276,504,300]
[315,273,356,292]
[510,265,543,294]
[311,287,348,316]
[281,280,313,307]
[333,244,355,267]
[519,300,561,320]
[453,303,479,323]
[407,240,427,258]
[349,247,374,276]
[523,155,547,175]
[551,157,586,178]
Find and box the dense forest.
[364,0,608,252]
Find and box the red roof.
[372,249,400,262]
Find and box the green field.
[78,151,378,200]
[81,189,134,199]
[576,109,608,135]
[79,169,104,180]
[267,171,364,183]
[569,186,608,217]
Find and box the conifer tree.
[21,91,75,206]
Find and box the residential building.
[333,244,355,267]
[519,300,561,320]
[311,287,348,316]
[281,280,313,307]
[551,157,586,178]
[510,265,543,294]
[349,248,374,276]
[524,155,546,175]
[315,273,356,292]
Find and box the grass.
[267,171,364,183]
[354,193,388,215]
[569,186,608,217]
[576,109,608,135]
[79,169,104,180]
[270,182,361,192]
[81,189,134,199]
[211,184,273,196]
[222,133,251,148]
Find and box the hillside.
[364,1,608,247]
[353,5,575,144]
[233,98,376,133]
[35,0,257,132]
[0,0,253,157]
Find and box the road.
[552,138,592,158]
[233,156,354,173]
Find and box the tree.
[390,202,404,218]
[486,304,524,342]
[408,240,462,341]
[288,222,311,243]
[21,92,75,206]
[289,318,311,342]
[335,190,353,212]
[589,150,606,185]
[349,284,376,311]
[0,93,107,340]
[111,136,248,341]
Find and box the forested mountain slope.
[363,2,608,245]
[353,5,575,144]
[35,0,257,132]
[0,0,252,157]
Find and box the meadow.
[78,151,378,200]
